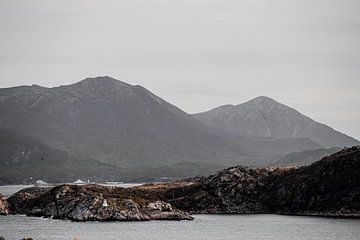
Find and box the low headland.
[1,146,360,221]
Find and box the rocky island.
[6,184,192,221]
[1,146,360,220]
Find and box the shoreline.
[2,212,360,221]
[1,184,360,222]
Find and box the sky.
[0,0,359,140]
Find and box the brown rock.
[0,194,11,215]
[11,184,192,221]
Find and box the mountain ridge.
[0,77,350,182]
[193,96,359,148]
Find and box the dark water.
[1,214,360,240]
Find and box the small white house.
[103,199,108,207]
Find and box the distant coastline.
[1,147,359,222]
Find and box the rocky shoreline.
[1,146,359,221]
[152,146,360,218]
[4,184,192,221]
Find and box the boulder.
[144,201,193,220]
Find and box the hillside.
[193,96,359,148]
[272,147,342,167]
[0,77,322,182]
[0,128,124,184]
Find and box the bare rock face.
[163,146,360,218]
[7,187,50,214]
[0,194,11,215]
[8,184,192,221]
[143,201,191,220]
[163,166,275,214]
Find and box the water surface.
[1,214,359,240]
[1,185,360,240]
[0,185,33,198]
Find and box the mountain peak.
[251,96,276,102]
[56,76,136,97]
[75,76,131,87]
[243,96,282,107]
[193,97,359,148]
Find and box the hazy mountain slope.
[0,77,241,168]
[0,128,124,184]
[0,77,321,177]
[0,128,226,184]
[0,127,320,184]
[272,147,342,167]
[193,96,359,148]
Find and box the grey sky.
[1,0,360,140]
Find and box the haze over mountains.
[272,147,342,167]
[0,76,358,183]
[0,128,124,184]
[193,96,359,148]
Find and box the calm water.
[0,185,34,198]
[1,214,360,240]
[1,186,360,240]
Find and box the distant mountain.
[0,128,123,184]
[272,147,342,167]
[0,76,246,168]
[0,77,322,182]
[193,96,359,148]
[0,128,228,184]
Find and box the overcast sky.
[0,0,359,140]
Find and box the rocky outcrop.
[143,201,191,220]
[7,187,50,214]
[159,146,360,218]
[7,184,192,221]
[5,147,360,220]
[0,194,11,215]
[263,146,360,217]
[158,166,282,214]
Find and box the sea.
[1,185,360,240]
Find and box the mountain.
[272,147,342,167]
[0,128,124,184]
[193,96,359,148]
[1,76,244,168]
[0,127,227,184]
[0,77,322,182]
